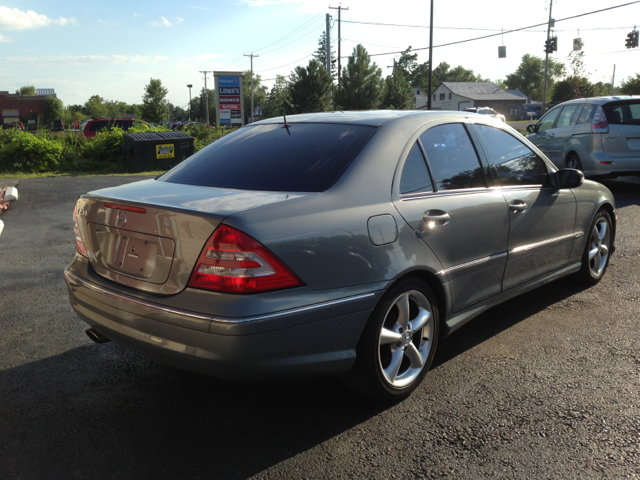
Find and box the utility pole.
[187,84,192,121]
[387,58,397,75]
[542,0,553,115]
[611,64,616,94]
[244,53,259,123]
[200,70,212,125]
[326,14,331,74]
[329,5,349,85]
[427,0,434,110]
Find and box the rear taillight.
[188,225,304,294]
[73,200,88,258]
[592,105,609,133]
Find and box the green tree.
[84,95,107,119]
[620,73,640,95]
[504,54,565,102]
[105,100,128,119]
[380,70,414,109]
[141,78,169,123]
[551,77,595,104]
[261,75,291,119]
[243,70,268,123]
[44,97,63,123]
[335,44,384,110]
[16,85,36,96]
[288,59,333,114]
[593,81,612,96]
[312,32,337,79]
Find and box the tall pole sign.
[213,71,244,127]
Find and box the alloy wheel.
[588,218,610,277]
[377,290,434,388]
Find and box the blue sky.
[1,0,639,108]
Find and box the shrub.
[0,130,63,172]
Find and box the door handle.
[423,210,451,228]
[509,200,528,213]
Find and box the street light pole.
[187,84,192,121]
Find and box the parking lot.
[1,175,639,479]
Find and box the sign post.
[213,71,244,127]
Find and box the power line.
[253,13,324,52]
[259,22,324,55]
[344,0,640,58]
[259,53,313,72]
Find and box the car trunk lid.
[76,179,308,295]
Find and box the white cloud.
[133,13,138,17]
[5,54,170,67]
[0,6,77,30]
[152,16,172,27]
[97,19,117,27]
[177,17,184,24]
[0,33,11,42]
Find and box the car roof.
[556,95,640,106]
[248,110,473,128]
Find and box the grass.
[0,171,166,180]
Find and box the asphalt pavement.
[1,176,639,479]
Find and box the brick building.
[0,89,57,127]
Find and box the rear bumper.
[64,267,379,381]
[581,151,640,177]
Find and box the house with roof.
[425,82,527,121]
[413,87,428,109]
[0,88,57,127]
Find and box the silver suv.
[526,96,640,178]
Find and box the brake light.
[103,202,147,214]
[188,225,304,294]
[73,200,88,258]
[592,106,609,133]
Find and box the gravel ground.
[0,176,638,479]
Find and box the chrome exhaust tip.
[85,328,111,344]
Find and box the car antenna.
[283,113,291,136]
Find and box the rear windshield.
[603,101,640,126]
[159,123,378,192]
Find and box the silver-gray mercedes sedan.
[65,111,616,400]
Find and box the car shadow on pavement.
[0,343,389,480]
[601,176,640,208]
[432,274,589,370]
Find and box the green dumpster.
[122,131,195,172]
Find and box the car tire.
[566,153,583,171]
[343,278,439,401]
[577,209,613,285]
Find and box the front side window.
[537,108,560,131]
[160,123,378,192]
[476,125,550,187]
[420,124,485,191]
[400,143,433,194]
[555,105,580,128]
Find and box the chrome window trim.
[400,184,544,201]
[64,269,375,324]
[436,252,507,276]
[510,231,584,254]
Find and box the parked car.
[52,119,64,131]
[463,107,506,122]
[82,118,150,137]
[66,111,616,400]
[526,96,640,178]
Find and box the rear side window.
[160,123,377,192]
[400,143,433,194]
[575,103,596,125]
[603,101,640,125]
[116,120,134,130]
[476,125,550,187]
[89,121,107,132]
[420,123,485,191]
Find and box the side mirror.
[526,124,537,134]
[555,168,584,189]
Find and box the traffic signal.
[544,36,558,54]
[626,30,639,49]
